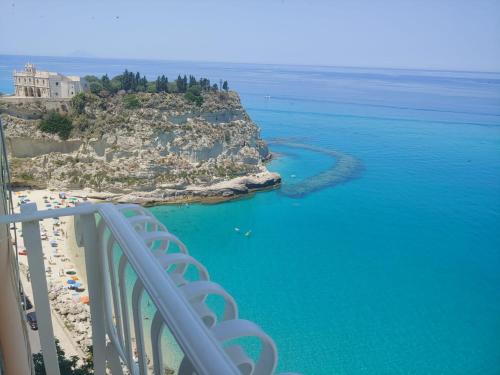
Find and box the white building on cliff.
[13,63,88,99]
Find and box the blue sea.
[1,55,500,374]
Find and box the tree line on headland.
[85,70,228,96]
[84,70,229,107]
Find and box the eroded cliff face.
[0,91,280,203]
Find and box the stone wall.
[0,96,71,111]
[7,137,82,158]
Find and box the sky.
[1,0,500,72]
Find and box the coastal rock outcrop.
[0,91,280,203]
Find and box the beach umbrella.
[73,282,82,288]
[67,279,76,285]
[71,276,79,281]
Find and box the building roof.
[14,71,59,78]
[13,63,81,82]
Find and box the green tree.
[158,75,168,92]
[164,76,169,92]
[83,75,100,83]
[122,69,130,90]
[135,72,141,91]
[182,75,188,92]
[39,111,73,140]
[33,339,93,375]
[101,74,111,91]
[199,78,210,91]
[222,80,229,92]
[110,81,121,93]
[185,85,203,106]
[155,76,162,92]
[147,81,157,93]
[70,93,86,115]
[89,81,103,95]
[129,71,136,90]
[123,94,141,109]
[176,75,183,93]
[167,81,177,92]
[188,75,197,88]
[140,75,148,92]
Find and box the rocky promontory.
[0,91,280,204]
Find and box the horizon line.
[1,52,500,76]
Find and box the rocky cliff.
[0,91,280,204]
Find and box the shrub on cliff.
[185,85,204,106]
[123,94,141,109]
[39,111,73,140]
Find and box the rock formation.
[0,91,280,204]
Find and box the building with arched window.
[13,63,88,99]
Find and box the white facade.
[13,63,88,99]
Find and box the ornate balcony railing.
[0,201,296,375]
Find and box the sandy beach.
[12,188,99,356]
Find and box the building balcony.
[0,201,299,375]
[0,120,297,374]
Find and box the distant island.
[0,65,281,204]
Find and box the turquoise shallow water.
[2,56,500,374]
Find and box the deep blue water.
[2,55,500,374]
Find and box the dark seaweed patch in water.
[269,140,363,198]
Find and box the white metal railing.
[0,202,296,375]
